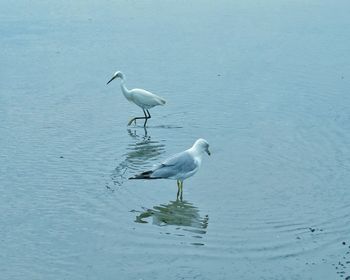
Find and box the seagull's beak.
[106,75,116,85]
[207,149,211,156]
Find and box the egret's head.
[193,138,211,156]
[107,71,124,85]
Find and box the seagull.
[107,71,166,127]
[129,138,210,200]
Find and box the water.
[1,0,350,279]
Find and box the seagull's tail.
[129,170,161,180]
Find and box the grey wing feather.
[151,151,197,179]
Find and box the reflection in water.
[109,128,166,187]
[134,199,209,245]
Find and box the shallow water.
[1,0,350,279]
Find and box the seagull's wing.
[150,151,198,179]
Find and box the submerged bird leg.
[143,127,148,138]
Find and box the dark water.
[1,1,350,279]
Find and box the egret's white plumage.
[130,138,210,200]
[107,71,166,127]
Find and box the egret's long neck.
[120,79,132,101]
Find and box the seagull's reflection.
[109,128,166,187]
[134,199,209,243]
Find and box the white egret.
[107,71,166,127]
[130,138,210,200]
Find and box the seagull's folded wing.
[151,151,198,179]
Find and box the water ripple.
[109,128,166,187]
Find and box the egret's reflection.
[110,128,166,187]
[134,199,209,238]
[127,127,149,139]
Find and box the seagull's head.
[193,138,211,156]
[107,71,124,85]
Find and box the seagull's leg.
[177,180,181,200]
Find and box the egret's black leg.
[127,109,148,126]
[143,109,151,127]
[143,127,148,138]
[180,181,183,201]
[143,109,148,127]
[176,180,181,200]
[128,116,145,126]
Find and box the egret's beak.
[207,149,211,156]
[106,75,116,85]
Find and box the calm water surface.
[1,1,350,279]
